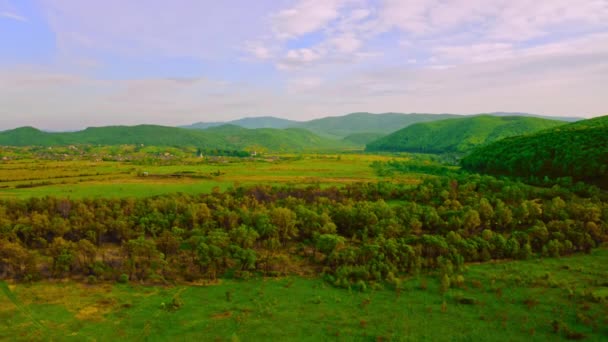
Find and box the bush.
[117,274,129,284]
[456,297,477,305]
[87,275,97,284]
[171,294,184,310]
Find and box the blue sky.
[1,0,607,130]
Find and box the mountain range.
[0,112,584,152]
[182,112,581,139]
[0,125,354,152]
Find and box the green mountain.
[0,124,354,152]
[293,112,460,139]
[182,112,580,140]
[461,115,608,187]
[365,115,565,154]
[0,126,66,146]
[183,113,458,138]
[182,116,299,130]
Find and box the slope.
[460,115,608,187]
[365,115,565,154]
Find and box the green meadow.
[0,154,416,199]
[2,249,607,341]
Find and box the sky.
[0,0,607,130]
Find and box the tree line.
[0,173,606,289]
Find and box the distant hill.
[182,116,299,130]
[185,112,463,139]
[461,115,608,187]
[0,124,354,152]
[342,132,386,146]
[0,126,66,146]
[365,115,565,154]
[182,112,580,140]
[293,112,461,139]
[487,112,582,122]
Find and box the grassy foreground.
[1,249,607,341]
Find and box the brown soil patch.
[211,311,232,320]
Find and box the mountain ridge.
[0,124,354,152]
[180,112,582,139]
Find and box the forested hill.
[294,112,461,139]
[461,115,608,188]
[0,124,355,152]
[184,113,462,139]
[365,115,565,154]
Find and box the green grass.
[0,154,416,199]
[2,249,607,341]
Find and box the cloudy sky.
[1,0,607,130]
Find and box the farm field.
[2,249,607,341]
[0,154,417,199]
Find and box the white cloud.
[245,43,273,60]
[330,33,362,53]
[272,0,345,39]
[0,10,26,21]
[278,48,324,70]
[376,0,608,42]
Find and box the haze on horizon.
[1,0,607,131]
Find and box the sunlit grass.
[0,154,416,199]
[2,249,606,340]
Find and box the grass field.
[2,249,607,341]
[0,154,418,199]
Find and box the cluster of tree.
[371,159,458,177]
[0,174,606,288]
[197,148,250,158]
[461,115,608,188]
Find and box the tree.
[477,198,494,227]
[123,237,165,281]
[0,239,37,280]
[48,237,76,277]
[316,234,345,257]
[76,239,97,272]
[462,209,481,236]
[270,207,298,243]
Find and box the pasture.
[1,249,607,341]
[0,154,417,199]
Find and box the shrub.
[117,274,129,284]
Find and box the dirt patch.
[211,311,232,320]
